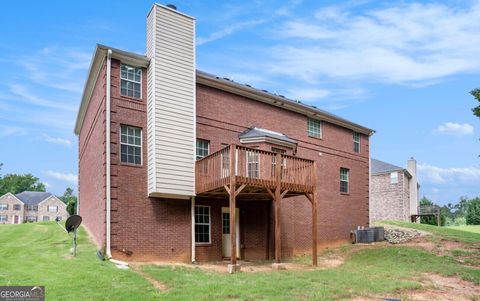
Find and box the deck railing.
[418,205,440,215]
[195,144,315,195]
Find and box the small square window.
[48,206,58,213]
[13,204,21,211]
[308,118,321,138]
[196,139,210,160]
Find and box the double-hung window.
[13,204,21,211]
[120,64,141,98]
[196,139,210,160]
[48,206,58,213]
[353,132,360,153]
[194,206,210,244]
[0,215,7,222]
[27,205,38,212]
[246,151,259,178]
[120,125,142,165]
[308,118,321,138]
[340,168,349,193]
[390,172,399,184]
[0,204,7,211]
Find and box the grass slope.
[0,222,158,300]
[448,225,480,234]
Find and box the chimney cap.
[166,4,177,10]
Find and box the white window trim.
[196,139,210,160]
[119,125,143,165]
[48,205,58,213]
[340,168,349,193]
[0,215,7,222]
[194,205,211,245]
[120,63,142,99]
[390,171,399,184]
[246,150,260,178]
[0,204,7,211]
[308,118,322,138]
[353,132,361,153]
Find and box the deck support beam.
[274,153,282,265]
[228,144,239,272]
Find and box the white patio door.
[221,207,240,258]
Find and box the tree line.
[420,196,480,226]
[0,163,77,215]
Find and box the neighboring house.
[74,4,374,270]
[0,191,69,224]
[370,158,420,222]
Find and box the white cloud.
[435,122,474,136]
[271,2,480,84]
[197,19,266,45]
[287,88,331,101]
[418,163,480,185]
[9,84,77,111]
[0,125,27,136]
[45,171,77,184]
[41,133,72,147]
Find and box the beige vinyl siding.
[146,4,196,197]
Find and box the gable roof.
[0,192,24,204]
[74,45,375,136]
[371,158,411,178]
[15,191,53,206]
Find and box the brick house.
[74,4,374,270]
[370,158,420,222]
[0,191,69,224]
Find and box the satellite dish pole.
[65,215,82,257]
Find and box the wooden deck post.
[312,162,318,267]
[229,144,237,267]
[274,153,282,264]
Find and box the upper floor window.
[353,132,360,153]
[120,64,141,99]
[390,172,399,184]
[194,205,211,244]
[13,204,21,211]
[48,205,58,213]
[27,205,38,211]
[120,125,142,165]
[196,139,210,160]
[340,168,349,193]
[0,204,7,211]
[307,118,321,138]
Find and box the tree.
[471,88,480,118]
[465,197,480,225]
[58,187,77,216]
[0,173,46,195]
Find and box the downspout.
[106,49,112,259]
[191,196,196,263]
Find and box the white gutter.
[191,196,196,263]
[106,49,112,259]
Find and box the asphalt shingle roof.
[371,158,404,174]
[239,127,297,144]
[15,191,52,205]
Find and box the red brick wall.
[196,84,370,257]
[108,59,191,261]
[78,61,107,247]
[80,60,369,262]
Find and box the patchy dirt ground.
[351,273,480,301]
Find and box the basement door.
[221,207,240,259]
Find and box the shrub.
[466,198,480,225]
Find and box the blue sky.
[0,0,478,204]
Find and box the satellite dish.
[65,215,82,257]
[65,215,82,233]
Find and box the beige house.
[0,191,69,224]
[370,158,420,222]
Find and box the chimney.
[146,4,196,198]
[407,157,419,215]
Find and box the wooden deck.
[195,144,315,199]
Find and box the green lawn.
[448,225,480,234]
[1,221,478,301]
[0,222,158,300]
